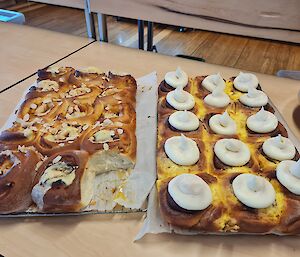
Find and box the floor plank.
[7,2,300,75]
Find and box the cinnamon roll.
[32,150,94,212]
[0,148,40,213]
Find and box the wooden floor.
[8,2,300,75]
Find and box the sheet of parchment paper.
[136,96,300,239]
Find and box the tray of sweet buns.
[0,66,157,216]
[155,68,300,235]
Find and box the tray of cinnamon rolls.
[156,68,300,235]
[0,66,148,215]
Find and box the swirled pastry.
[157,70,300,235]
[0,148,40,213]
[0,66,137,214]
[32,150,94,212]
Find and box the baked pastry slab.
[0,66,137,214]
[157,72,300,234]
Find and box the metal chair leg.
[97,13,108,42]
[84,0,96,39]
[138,20,144,50]
[147,21,154,51]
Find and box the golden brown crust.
[0,67,137,214]
[159,174,224,231]
[0,149,40,214]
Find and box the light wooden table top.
[0,22,93,92]
[0,41,300,257]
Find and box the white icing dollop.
[263,134,296,161]
[246,107,278,133]
[214,138,250,166]
[276,160,300,195]
[164,134,200,166]
[232,174,276,208]
[209,111,237,135]
[202,73,225,92]
[204,85,230,108]
[164,67,188,89]
[239,86,268,107]
[169,110,200,131]
[234,72,259,92]
[168,174,212,211]
[166,85,195,110]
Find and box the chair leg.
[97,13,108,42]
[138,20,144,50]
[84,0,96,39]
[147,21,154,51]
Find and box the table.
[90,0,300,45]
[0,23,94,92]
[1,41,300,257]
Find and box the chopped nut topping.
[82,124,89,131]
[42,98,52,104]
[23,128,33,138]
[68,106,74,114]
[103,119,113,126]
[103,143,109,151]
[114,122,123,127]
[23,114,30,122]
[30,103,38,109]
[52,155,62,164]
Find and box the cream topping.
[0,150,20,176]
[46,66,60,74]
[31,161,76,210]
[78,66,102,74]
[239,86,268,107]
[89,129,115,143]
[202,73,225,92]
[214,138,250,166]
[166,85,195,110]
[204,85,230,108]
[232,174,276,208]
[168,174,212,210]
[44,125,81,142]
[37,80,59,92]
[209,111,237,135]
[168,110,200,131]
[233,72,259,92]
[164,67,188,89]
[246,107,278,133]
[276,160,300,195]
[164,134,200,166]
[262,135,296,161]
